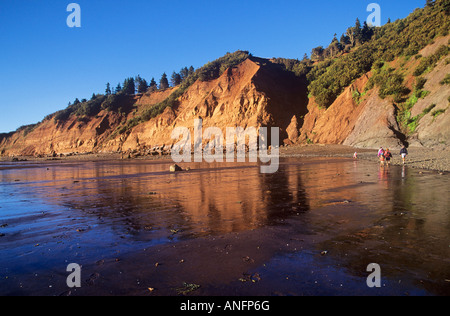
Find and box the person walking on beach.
[400,146,408,164]
[378,147,386,166]
[379,152,386,166]
[385,148,393,165]
[377,147,385,166]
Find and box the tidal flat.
[0,157,449,296]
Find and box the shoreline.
[1,146,449,296]
[1,144,449,172]
[279,144,450,173]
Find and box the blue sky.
[0,0,426,133]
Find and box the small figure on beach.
[377,147,384,158]
[384,148,393,165]
[400,146,408,164]
[353,152,358,159]
[379,152,386,166]
[377,147,385,166]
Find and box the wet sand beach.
[2,144,450,172]
[0,153,449,296]
[280,145,450,173]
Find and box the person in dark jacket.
[400,146,408,164]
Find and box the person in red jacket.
[385,148,393,165]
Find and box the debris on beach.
[86,272,100,286]
[239,273,261,283]
[175,282,201,295]
[170,164,183,172]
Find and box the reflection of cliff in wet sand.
[0,158,449,295]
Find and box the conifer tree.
[105,83,112,96]
[340,33,350,45]
[180,67,189,81]
[135,75,149,94]
[171,71,182,87]
[122,77,136,95]
[361,21,374,43]
[159,73,169,90]
[149,77,157,91]
[354,18,363,44]
[115,83,122,94]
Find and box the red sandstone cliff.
[1,40,449,157]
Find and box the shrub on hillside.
[197,51,251,82]
[74,95,107,117]
[440,73,450,85]
[413,45,450,76]
[366,66,410,101]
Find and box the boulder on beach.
[170,164,183,172]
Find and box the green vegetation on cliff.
[12,2,450,143]
[306,1,449,108]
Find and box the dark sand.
[1,148,449,296]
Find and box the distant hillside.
[1,2,449,157]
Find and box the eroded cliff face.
[412,58,450,147]
[0,58,309,156]
[299,36,450,149]
[408,37,450,147]
[118,58,309,152]
[1,42,449,157]
[299,74,405,149]
[0,109,123,156]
